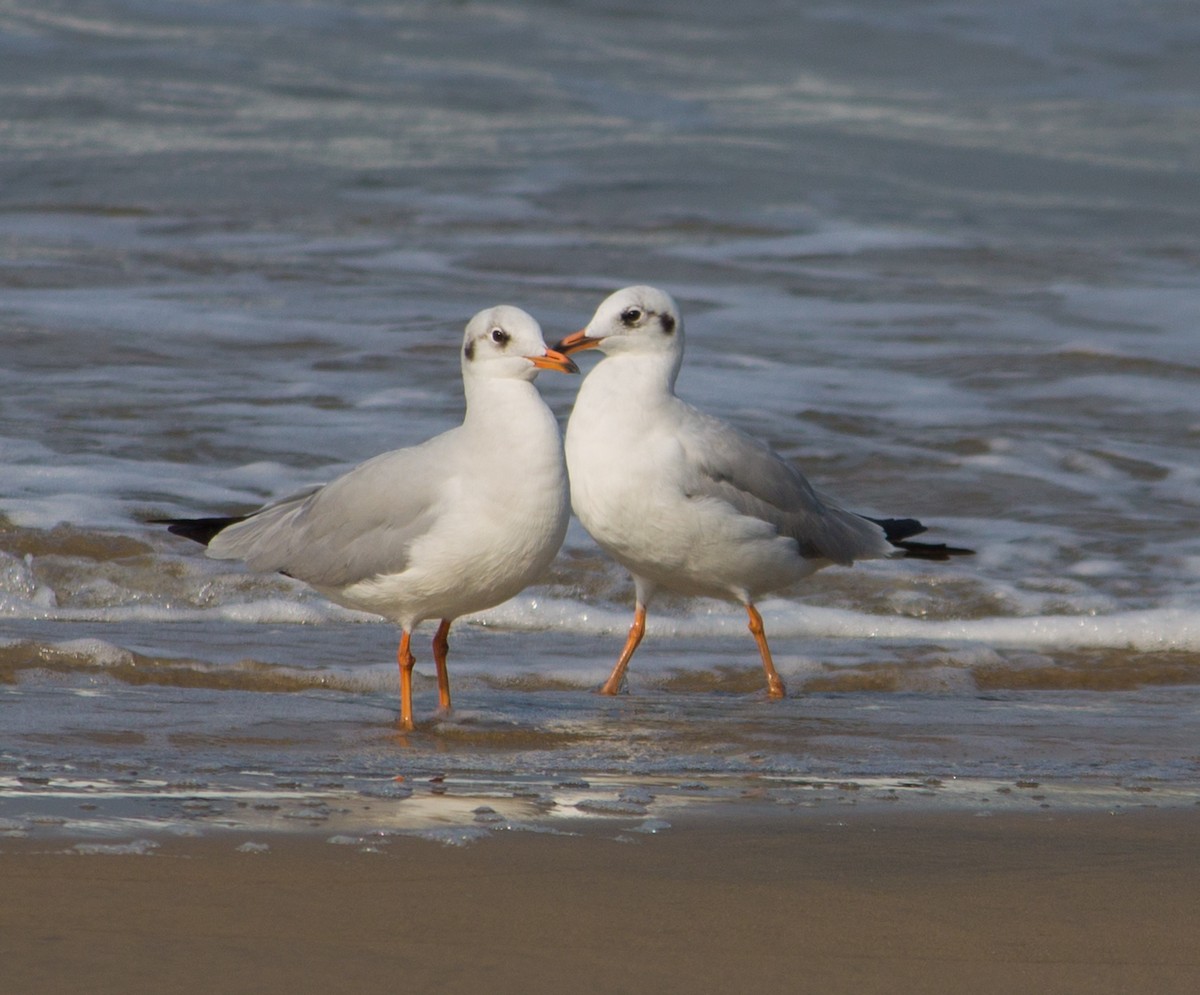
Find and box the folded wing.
[202,442,448,588]
[675,407,893,566]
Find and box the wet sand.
[4,808,1198,995]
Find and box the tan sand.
[3,808,1198,995]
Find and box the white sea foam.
[668,223,964,262]
[4,557,1197,656]
[72,839,159,856]
[477,596,1200,653]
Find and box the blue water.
[2,0,1198,843]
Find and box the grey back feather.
[207,438,448,588]
[676,408,891,565]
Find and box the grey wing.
[675,406,891,565]
[207,442,444,587]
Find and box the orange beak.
[528,347,580,374]
[552,329,604,355]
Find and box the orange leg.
[745,603,786,699]
[431,618,453,714]
[599,603,647,696]
[397,629,416,731]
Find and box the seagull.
[555,285,971,700]
[156,305,578,730]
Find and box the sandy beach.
[4,807,1198,995]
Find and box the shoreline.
[5,767,1198,843]
[5,806,1199,994]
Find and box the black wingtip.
[890,539,975,561]
[865,516,928,543]
[864,516,974,560]
[148,515,246,547]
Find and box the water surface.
[2,0,1199,842]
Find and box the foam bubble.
[72,839,160,856]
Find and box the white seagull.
[556,285,971,699]
[157,306,578,730]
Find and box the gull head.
[462,305,579,381]
[555,285,684,359]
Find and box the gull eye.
[620,307,643,326]
[490,327,510,345]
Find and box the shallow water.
[2,0,1199,841]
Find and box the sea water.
[2,0,1198,842]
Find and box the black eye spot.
[464,340,475,360]
[490,327,510,345]
[620,307,643,326]
[660,313,676,334]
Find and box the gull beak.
[528,347,580,375]
[552,329,603,355]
